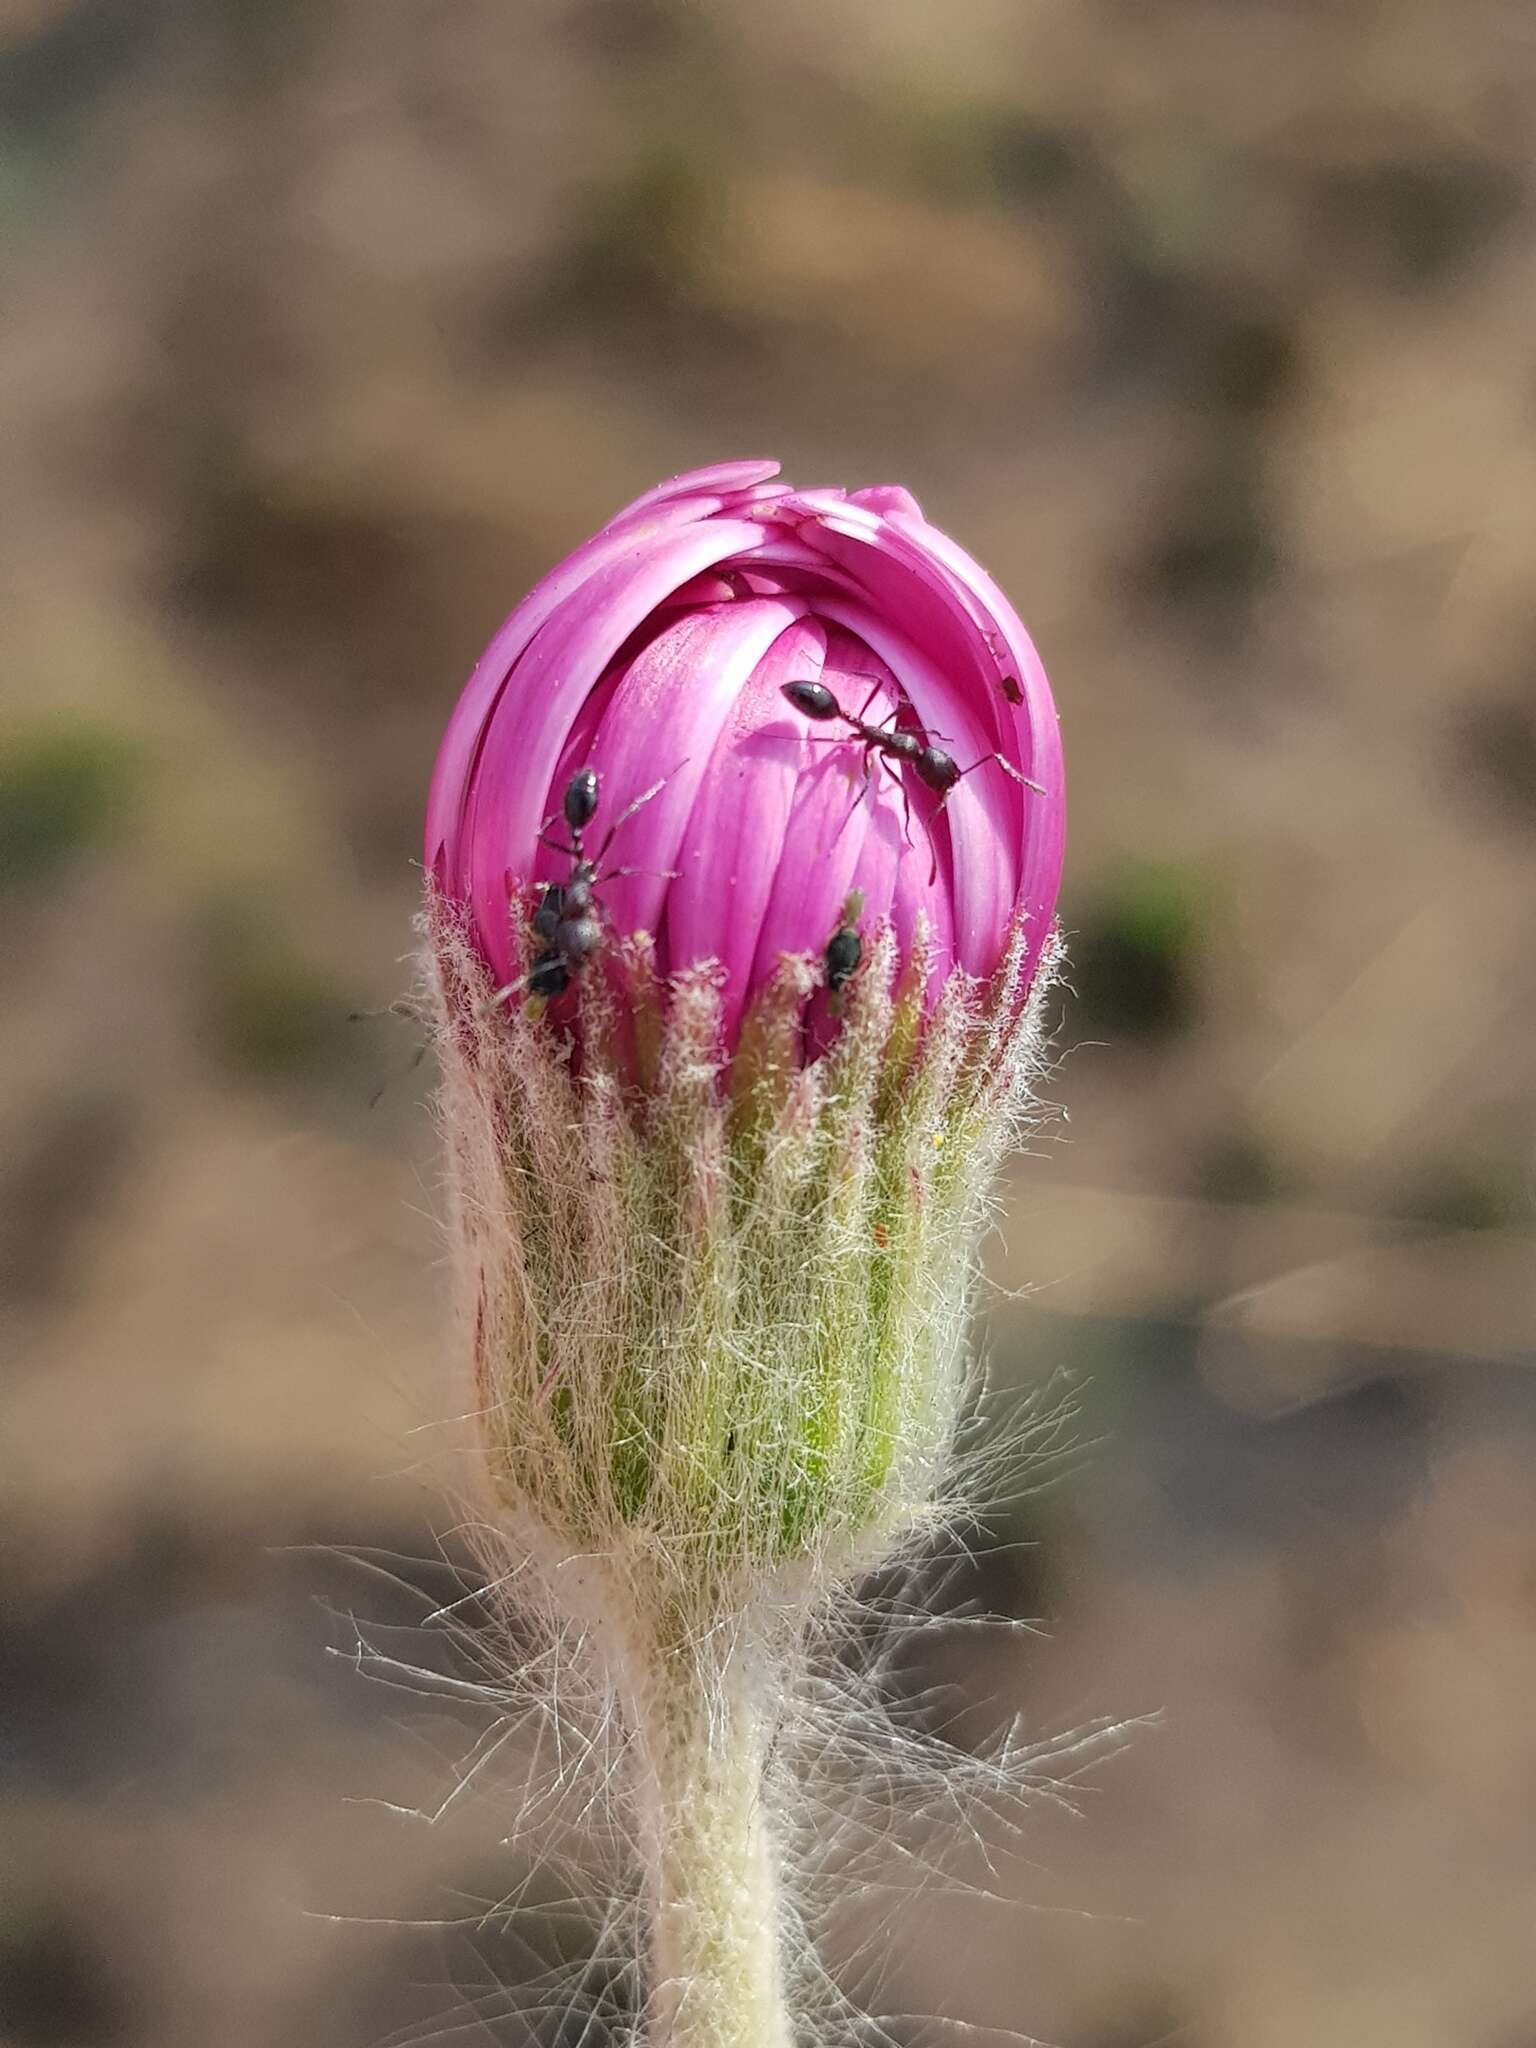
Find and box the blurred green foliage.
[547,150,717,335]
[0,1894,125,2046]
[1134,450,1276,622]
[192,893,352,1083]
[0,1088,137,1307]
[1451,685,1536,826]
[1389,1150,1533,1233]
[898,100,1086,210]
[1196,1125,1292,1206]
[1070,860,1208,1040]
[0,719,139,886]
[574,0,695,63]
[1310,150,1523,289]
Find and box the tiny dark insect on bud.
[1000,673,1024,706]
[824,889,866,1005]
[504,765,676,1020]
[824,926,862,994]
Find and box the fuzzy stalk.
[625,1637,791,2048]
[424,884,1063,2043]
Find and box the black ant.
[781,675,1043,879]
[823,889,865,1010]
[508,766,669,1015]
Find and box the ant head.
[782,679,839,721]
[916,746,960,794]
[563,768,600,835]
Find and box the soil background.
[4,5,1536,2044]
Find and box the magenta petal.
[883,511,1065,978]
[462,519,772,974]
[816,633,924,948]
[848,483,924,521]
[662,618,828,1040]
[887,508,1059,762]
[581,597,810,950]
[426,496,751,887]
[803,507,1022,761]
[428,460,1066,1060]
[602,459,783,531]
[815,597,1015,977]
[751,752,877,992]
[751,636,906,980]
[793,506,1067,952]
[890,824,956,999]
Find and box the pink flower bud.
[425,459,1064,1054]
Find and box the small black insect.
[825,924,862,993]
[824,889,865,1008]
[782,675,1043,879]
[509,766,668,1014]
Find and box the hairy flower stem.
[627,1643,792,2048]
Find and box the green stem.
[629,1649,792,2048]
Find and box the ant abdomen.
[783,679,838,720]
[563,768,600,834]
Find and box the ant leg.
[957,752,1047,795]
[853,672,887,723]
[484,974,523,1014]
[827,744,880,842]
[538,833,580,861]
[590,768,679,865]
[878,752,915,848]
[925,802,945,887]
[593,862,681,884]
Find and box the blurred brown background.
[4,3,1536,2044]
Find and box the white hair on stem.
[372,890,1123,2048]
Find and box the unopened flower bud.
[421,460,1066,2048]
[425,459,1063,1620]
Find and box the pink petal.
[461,519,772,977]
[795,496,1066,976]
[803,503,1023,766]
[848,483,925,521]
[600,459,783,531]
[662,617,828,1040]
[885,510,1065,979]
[815,596,1015,978]
[426,497,753,888]
[750,634,907,983]
[580,597,811,951]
